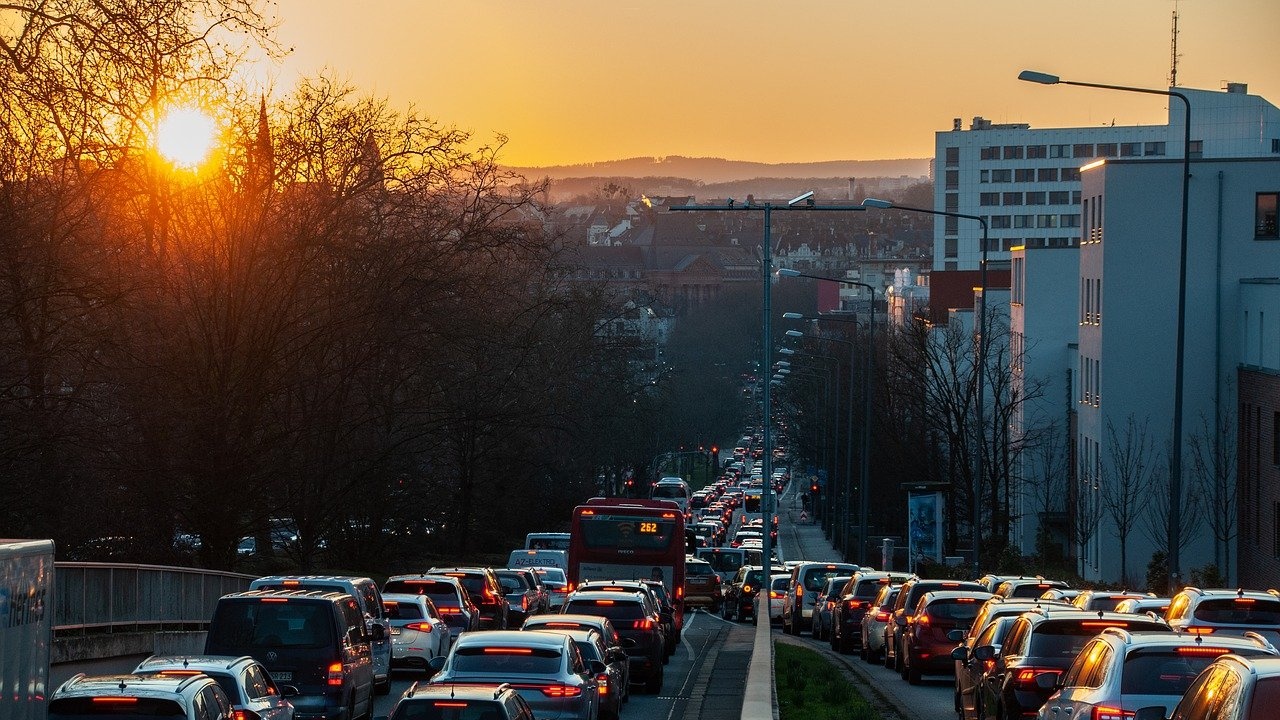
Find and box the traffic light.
[810,481,820,495]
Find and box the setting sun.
[155,106,216,169]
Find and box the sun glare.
[155,106,217,169]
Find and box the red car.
[901,590,993,684]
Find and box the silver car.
[860,584,900,664]
[429,630,605,720]
[133,655,295,720]
[382,593,452,671]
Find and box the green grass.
[774,642,884,720]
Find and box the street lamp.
[778,276,876,565]
[862,197,988,575]
[1018,69,1192,591]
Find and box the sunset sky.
[265,0,1280,168]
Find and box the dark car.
[563,590,666,694]
[385,683,534,720]
[886,578,987,673]
[812,575,853,643]
[428,567,509,630]
[578,579,678,658]
[900,590,994,684]
[528,627,629,720]
[683,557,723,613]
[382,574,481,642]
[722,565,787,622]
[831,571,911,654]
[497,568,547,626]
[973,608,1169,720]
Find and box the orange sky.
[263,0,1280,167]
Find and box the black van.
[206,589,374,720]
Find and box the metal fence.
[54,562,255,634]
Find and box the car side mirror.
[1035,671,1062,690]
[950,646,969,663]
[947,629,965,642]
[659,611,673,623]
[894,615,907,626]
[972,645,996,662]
[279,685,300,698]
[620,637,637,649]
[589,660,607,676]
[607,648,627,662]
[370,623,387,641]
[1132,708,1167,720]
[428,656,446,671]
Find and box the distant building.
[1237,279,1280,587]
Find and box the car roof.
[1097,628,1275,651]
[1212,654,1280,678]
[219,589,349,602]
[383,592,434,604]
[566,590,647,603]
[524,614,613,628]
[525,627,602,643]
[454,630,567,649]
[400,682,521,701]
[135,655,259,674]
[920,591,996,603]
[251,574,374,584]
[54,673,213,701]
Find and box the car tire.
[374,675,391,695]
[645,669,663,694]
[908,664,922,685]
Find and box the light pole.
[1018,69,1192,591]
[862,197,988,575]
[780,347,840,517]
[670,195,865,595]
[779,270,877,565]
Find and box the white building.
[934,84,1280,273]
[1076,154,1280,585]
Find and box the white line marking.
[681,612,696,655]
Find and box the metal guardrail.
[54,562,255,634]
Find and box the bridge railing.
[54,562,256,634]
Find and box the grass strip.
[775,641,884,720]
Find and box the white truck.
[0,539,55,720]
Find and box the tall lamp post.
[1018,69,1192,591]
[670,195,865,595]
[862,197,988,575]
[779,347,841,520]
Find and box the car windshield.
[390,699,507,720]
[452,646,561,674]
[50,698,188,718]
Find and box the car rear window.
[391,699,506,720]
[925,599,983,622]
[385,601,425,620]
[208,599,334,650]
[50,696,187,718]
[1193,598,1280,625]
[439,573,486,597]
[496,574,528,592]
[1122,647,1273,696]
[564,599,645,620]
[687,564,715,578]
[453,646,562,674]
[383,579,460,607]
[1028,620,1167,658]
[1009,583,1061,598]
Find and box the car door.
[1042,638,1111,720]
[980,618,1029,720]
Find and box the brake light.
[1092,707,1134,720]
[157,670,202,676]
[540,685,583,698]
[662,512,676,519]
[1013,667,1055,688]
[435,702,469,708]
[522,596,529,611]
[1176,646,1231,656]
[875,611,890,622]
[404,622,433,632]
[437,607,462,614]
[1082,621,1125,628]
[796,587,804,600]
[595,600,615,606]
[742,585,754,594]
[92,698,138,705]
[231,710,262,720]
[955,598,976,603]
[327,662,344,686]
[917,614,931,626]
[597,673,610,694]
[676,586,683,599]
[261,598,288,603]
[1187,627,1215,635]
[633,619,653,630]
[282,579,301,587]
[848,600,863,610]
[770,591,784,599]
[484,648,533,654]
[1235,598,1257,604]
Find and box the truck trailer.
[0,539,55,720]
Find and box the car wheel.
[907,664,922,685]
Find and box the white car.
[383,593,451,671]
[753,576,789,624]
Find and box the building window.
[980,169,990,183]
[991,215,1012,229]
[1061,167,1081,182]
[981,146,1000,160]
[945,261,957,271]
[945,216,959,233]
[1038,167,1059,182]
[945,193,959,211]
[1015,168,1035,182]
[1272,139,1280,154]
[1072,190,1082,204]
[1061,214,1081,228]
[1120,142,1142,157]
[1004,145,1024,160]
[1188,140,1203,158]
[944,238,958,257]
[945,169,959,190]
[1014,214,1034,228]
[1096,143,1118,157]
[1049,191,1070,205]
[1025,237,1045,248]
[1256,193,1279,238]
[1027,145,1047,159]
[980,192,1000,206]
[1073,143,1095,158]
[1003,192,1023,206]
[945,146,960,166]
[992,169,1012,183]
[1037,214,1058,228]
[1050,144,1070,158]
[1144,141,1167,156]
[1025,191,1046,205]
[1273,411,1280,465]
[1048,236,1072,248]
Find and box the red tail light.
[796,587,804,600]
[522,596,529,611]
[540,685,583,698]
[1092,707,1135,720]
[1176,646,1232,656]
[875,611,890,622]
[1013,667,1056,689]
[848,600,863,610]
[232,710,263,720]
[632,619,653,630]
[770,591,784,599]
[597,673,610,695]
[917,614,931,626]
[404,622,433,632]
[327,662,344,686]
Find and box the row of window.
[942,237,1076,256]
[1083,195,1104,244]
[1080,355,1101,407]
[966,142,1168,162]
[980,190,1082,206]
[1081,277,1101,325]
[978,167,1083,183]
[988,214,1082,229]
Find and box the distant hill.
[506,156,930,184]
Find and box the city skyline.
[260,0,1280,167]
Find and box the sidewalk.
[776,483,842,563]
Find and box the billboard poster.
[907,492,943,569]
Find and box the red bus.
[567,497,686,620]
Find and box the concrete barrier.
[53,631,208,664]
[740,618,777,720]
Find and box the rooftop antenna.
[1168,3,1181,88]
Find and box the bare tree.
[1100,416,1154,586]
[1190,407,1238,581]
[1020,417,1072,561]
[1141,440,1204,586]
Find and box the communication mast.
[1168,6,1180,88]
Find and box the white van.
[523,532,570,551]
[507,548,568,571]
[650,477,691,513]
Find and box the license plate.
[390,627,401,635]
[272,672,292,682]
